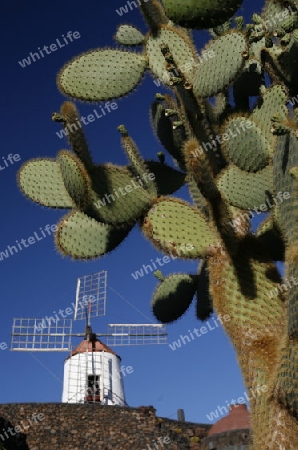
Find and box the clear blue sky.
[1,0,266,425]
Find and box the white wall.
[62,351,126,405]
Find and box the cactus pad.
[146,26,197,85]
[18,159,73,208]
[222,117,270,172]
[261,0,287,34]
[56,211,131,259]
[193,32,247,98]
[251,85,288,147]
[57,151,91,209]
[57,49,147,101]
[119,126,158,197]
[88,164,153,225]
[55,101,93,171]
[151,273,198,323]
[161,0,243,29]
[142,197,220,259]
[143,160,186,195]
[115,25,145,46]
[217,165,273,210]
[150,98,186,170]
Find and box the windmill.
[11,271,167,406]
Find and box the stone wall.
[0,403,211,450]
[200,428,251,450]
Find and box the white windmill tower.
[11,271,167,406]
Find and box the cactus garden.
[17,0,298,448]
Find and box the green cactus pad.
[146,26,197,85]
[118,126,158,197]
[57,151,91,210]
[17,159,73,208]
[115,25,145,46]
[196,261,213,321]
[144,161,186,195]
[57,49,147,102]
[212,19,233,37]
[250,38,267,61]
[161,0,243,29]
[251,85,288,148]
[281,14,298,33]
[150,98,186,170]
[193,32,247,98]
[151,273,198,323]
[88,164,153,225]
[142,197,221,259]
[261,0,287,34]
[56,211,131,259]
[222,117,270,172]
[217,165,273,210]
[54,102,93,171]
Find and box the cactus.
[57,150,92,210]
[56,211,132,259]
[18,0,298,447]
[192,32,248,98]
[52,101,93,171]
[161,0,243,29]
[150,94,187,170]
[151,273,199,323]
[115,25,145,46]
[18,103,186,257]
[196,261,213,321]
[221,117,270,171]
[217,165,273,210]
[18,158,73,208]
[57,50,147,101]
[141,197,220,259]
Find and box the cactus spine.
[18,0,298,447]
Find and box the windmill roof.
[208,404,250,436]
[66,337,121,360]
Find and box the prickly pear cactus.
[18,0,298,448]
[161,0,243,29]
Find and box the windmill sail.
[10,270,167,405]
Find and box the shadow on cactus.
[17,101,185,259]
[18,0,298,448]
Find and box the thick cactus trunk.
[208,244,298,449]
[17,1,298,447]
